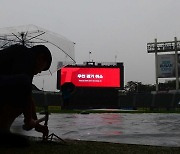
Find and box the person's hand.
[35,123,49,137]
[22,119,36,131]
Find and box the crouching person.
[0,44,52,146]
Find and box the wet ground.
[11,113,180,147]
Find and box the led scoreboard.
[57,63,124,89]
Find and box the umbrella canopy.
[0,24,76,75]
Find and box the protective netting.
[0,24,76,75]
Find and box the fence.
[32,90,180,110]
[118,93,180,110]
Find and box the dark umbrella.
[0,24,76,75]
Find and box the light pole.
[115,55,117,62]
[89,51,92,62]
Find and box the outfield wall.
[32,90,180,110]
[118,93,180,110]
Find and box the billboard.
[57,65,124,89]
[157,54,180,78]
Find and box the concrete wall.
[69,88,118,109]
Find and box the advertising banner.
[157,54,180,78]
[59,67,121,88]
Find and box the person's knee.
[16,75,32,95]
[0,74,32,107]
[8,75,32,106]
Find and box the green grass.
[0,138,179,154]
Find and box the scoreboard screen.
[57,65,124,89]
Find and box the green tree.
[125,81,155,93]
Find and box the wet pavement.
[11,113,180,147]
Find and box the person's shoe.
[0,132,29,147]
[22,124,33,131]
